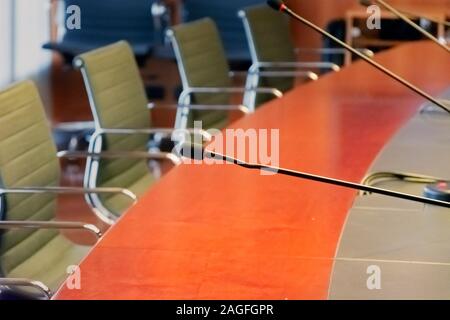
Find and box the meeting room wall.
[0,0,52,111]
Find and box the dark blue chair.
[43,0,168,66]
[182,0,264,69]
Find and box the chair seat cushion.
[100,168,156,217]
[6,233,89,293]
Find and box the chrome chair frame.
[74,53,211,224]
[175,86,283,130]
[0,277,52,300]
[238,8,344,108]
[294,47,374,58]
[166,28,284,130]
[74,127,211,225]
[238,9,342,72]
[0,205,103,299]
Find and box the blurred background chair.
[181,0,264,70]
[0,81,134,299]
[167,18,283,132]
[44,0,174,165]
[239,5,340,105]
[43,0,170,67]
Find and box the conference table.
[56,41,450,300]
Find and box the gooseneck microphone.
[360,0,449,53]
[266,0,450,115]
[180,143,450,209]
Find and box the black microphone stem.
[374,0,450,54]
[278,4,450,115]
[205,150,450,209]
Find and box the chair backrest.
[240,5,296,103]
[169,18,230,129]
[74,41,154,219]
[240,5,296,65]
[62,0,158,51]
[183,0,263,64]
[0,81,60,278]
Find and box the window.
[0,0,52,90]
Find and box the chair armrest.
[178,87,283,108]
[0,278,52,299]
[251,70,319,81]
[0,220,102,238]
[57,150,182,166]
[295,47,374,57]
[90,128,212,142]
[252,61,340,72]
[180,87,283,96]
[52,121,95,132]
[0,186,137,204]
[178,104,251,114]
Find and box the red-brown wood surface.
[56,42,450,300]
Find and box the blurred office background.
[1,0,448,125]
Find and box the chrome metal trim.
[0,186,137,204]
[178,86,283,98]
[177,104,251,114]
[252,61,341,72]
[89,127,212,142]
[252,70,319,80]
[360,171,444,196]
[53,121,95,132]
[0,278,52,299]
[167,27,284,129]
[238,9,338,82]
[83,134,116,225]
[177,87,283,118]
[0,184,137,227]
[238,9,261,68]
[295,47,375,57]
[75,55,159,225]
[58,150,182,165]
[166,28,192,131]
[0,220,102,238]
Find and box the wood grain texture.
[55,42,450,300]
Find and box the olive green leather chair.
[167,18,283,131]
[73,41,190,224]
[0,81,133,299]
[239,5,343,104]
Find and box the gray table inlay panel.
[330,91,450,299]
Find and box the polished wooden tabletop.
[56,41,450,300]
